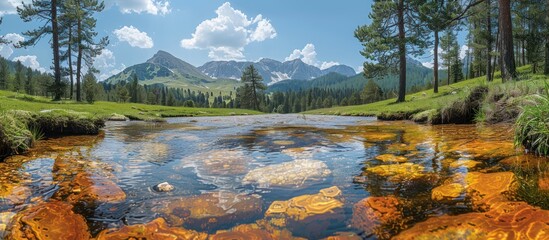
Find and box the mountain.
[105,51,239,93]
[268,59,449,93]
[198,58,356,85]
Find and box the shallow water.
[1,114,547,239]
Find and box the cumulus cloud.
[0,33,24,58]
[0,0,31,16]
[181,2,277,60]
[107,0,170,15]
[113,26,154,48]
[93,49,126,81]
[460,45,469,60]
[285,43,340,70]
[13,55,46,72]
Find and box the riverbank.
[305,66,547,125]
[0,90,261,160]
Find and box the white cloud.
[0,0,31,16]
[0,33,24,58]
[12,55,46,72]
[181,2,277,61]
[355,65,363,74]
[460,45,469,60]
[108,0,170,15]
[285,43,340,70]
[113,26,154,48]
[93,49,127,81]
[422,62,434,69]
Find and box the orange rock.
[465,172,517,210]
[156,191,262,230]
[210,223,274,240]
[375,154,408,163]
[5,201,90,240]
[449,139,517,159]
[57,172,126,205]
[322,232,363,240]
[96,218,208,240]
[431,183,464,201]
[538,172,549,191]
[351,196,403,238]
[265,186,345,239]
[394,201,549,239]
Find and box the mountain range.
[198,58,356,85]
[105,50,443,95]
[106,50,357,90]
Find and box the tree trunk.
[68,26,74,100]
[251,69,258,110]
[52,0,62,101]
[498,0,516,81]
[486,0,493,81]
[433,30,439,93]
[521,40,526,66]
[546,0,549,75]
[76,15,82,102]
[397,0,406,103]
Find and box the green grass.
[0,90,261,121]
[305,66,547,119]
[514,81,549,156]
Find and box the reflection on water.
[1,114,549,239]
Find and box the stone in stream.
[209,223,278,240]
[365,163,425,182]
[154,182,175,192]
[242,159,331,188]
[465,172,517,211]
[155,191,263,231]
[350,196,404,239]
[0,212,15,239]
[431,183,465,201]
[55,172,126,206]
[5,201,91,240]
[96,218,208,240]
[264,186,345,239]
[394,201,549,239]
[374,154,408,163]
[178,150,253,176]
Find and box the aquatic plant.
[515,81,549,156]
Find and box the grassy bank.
[305,66,547,125]
[0,109,105,159]
[0,90,261,121]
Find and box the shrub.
[515,82,549,156]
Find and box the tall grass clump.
[0,111,33,159]
[515,82,549,156]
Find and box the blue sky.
[0,0,375,80]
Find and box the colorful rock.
[96,218,208,240]
[351,196,404,239]
[431,183,465,201]
[375,154,408,163]
[5,201,90,240]
[243,159,331,188]
[156,191,263,231]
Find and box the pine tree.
[0,58,8,90]
[240,65,265,110]
[63,0,108,102]
[18,0,63,100]
[26,67,33,95]
[83,71,98,103]
[498,0,516,81]
[14,61,24,92]
[355,0,428,103]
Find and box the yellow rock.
[375,154,408,163]
[96,218,208,240]
[449,159,481,169]
[431,183,464,201]
[366,163,425,181]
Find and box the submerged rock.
[322,232,363,240]
[156,191,262,230]
[449,139,517,159]
[365,163,425,181]
[180,150,252,176]
[375,154,408,163]
[210,223,275,240]
[57,172,126,206]
[465,172,517,210]
[96,218,208,240]
[5,201,90,240]
[243,159,331,188]
[351,196,404,239]
[265,186,345,238]
[394,201,549,239]
[431,183,465,201]
[0,212,15,239]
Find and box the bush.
[515,82,549,156]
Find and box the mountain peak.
[146,50,209,79]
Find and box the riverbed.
[1,114,548,239]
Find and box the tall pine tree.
[355,0,428,103]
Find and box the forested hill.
[268,58,448,93]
